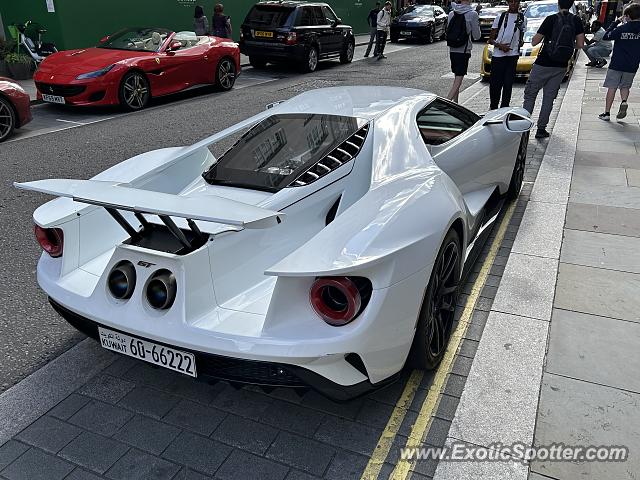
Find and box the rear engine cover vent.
[290,124,369,187]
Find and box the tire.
[249,56,267,69]
[118,71,150,111]
[0,96,16,142]
[507,131,529,199]
[427,26,436,44]
[407,228,462,370]
[340,40,355,64]
[301,45,319,73]
[390,34,399,43]
[440,22,447,40]
[215,57,236,91]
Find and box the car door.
[417,99,509,197]
[320,5,344,53]
[154,34,209,95]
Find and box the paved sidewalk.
[530,63,640,480]
[434,61,640,479]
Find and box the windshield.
[480,7,507,17]
[98,28,172,52]
[203,114,365,192]
[244,5,297,27]
[403,5,434,15]
[525,3,558,18]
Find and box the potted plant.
[5,52,32,80]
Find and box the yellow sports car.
[480,0,577,80]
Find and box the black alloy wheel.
[249,56,267,69]
[507,131,529,199]
[0,96,16,142]
[119,71,150,111]
[340,40,355,64]
[215,58,236,91]
[302,46,319,73]
[408,228,461,370]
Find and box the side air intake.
[290,124,369,187]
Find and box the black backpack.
[446,12,468,48]
[546,13,576,63]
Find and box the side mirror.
[504,112,534,133]
[333,18,341,26]
[167,41,182,53]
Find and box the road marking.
[390,201,516,480]
[360,370,424,480]
[55,118,85,125]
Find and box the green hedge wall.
[2,0,373,50]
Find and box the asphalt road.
[0,39,485,394]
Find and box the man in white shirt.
[375,1,392,59]
[583,20,612,67]
[488,0,526,109]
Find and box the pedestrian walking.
[194,5,210,36]
[375,1,393,59]
[598,3,640,120]
[212,3,232,39]
[522,0,584,139]
[583,20,612,66]
[488,0,526,109]
[365,2,381,57]
[446,0,481,102]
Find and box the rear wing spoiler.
[15,179,284,248]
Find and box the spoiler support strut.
[106,208,139,239]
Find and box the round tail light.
[145,270,177,310]
[34,224,64,258]
[310,277,363,326]
[107,261,137,300]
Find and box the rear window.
[203,113,365,192]
[244,5,297,27]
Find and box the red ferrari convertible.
[0,77,32,142]
[34,27,240,110]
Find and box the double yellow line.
[360,202,516,480]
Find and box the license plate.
[42,94,65,104]
[98,327,197,377]
[254,30,273,38]
[401,30,412,35]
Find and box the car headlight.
[75,64,115,80]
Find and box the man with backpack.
[376,1,393,60]
[365,2,381,57]
[522,0,585,139]
[488,0,527,109]
[446,0,482,102]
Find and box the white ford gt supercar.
[16,87,533,400]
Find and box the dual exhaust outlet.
[107,261,176,310]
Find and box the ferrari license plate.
[42,94,65,104]
[401,30,412,35]
[254,30,273,38]
[98,327,197,377]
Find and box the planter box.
[7,62,32,80]
[0,60,9,77]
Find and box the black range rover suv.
[240,1,355,73]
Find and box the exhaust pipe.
[145,270,177,310]
[107,261,136,300]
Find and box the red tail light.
[310,277,370,326]
[34,224,64,258]
[285,32,298,45]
